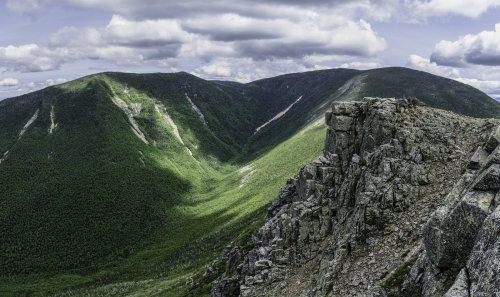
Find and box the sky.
[1,0,500,100]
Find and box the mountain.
[246,67,500,154]
[330,67,500,119]
[0,67,499,296]
[211,98,500,297]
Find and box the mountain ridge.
[0,67,499,296]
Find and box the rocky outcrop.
[209,97,499,297]
[400,127,500,297]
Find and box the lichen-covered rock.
[210,98,499,297]
[467,202,500,296]
[468,147,489,169]
[443,269,469,297]
[472,163,500,191]
[485,125,500,153]
[403,125,500,297]
[423,190,494,269]
[209,244,244,297]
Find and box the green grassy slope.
[0,67,499,296]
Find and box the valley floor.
[0,118,327,297]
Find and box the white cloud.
[340,60,382,70]
[198,63,232,79]
[8,0,397,22]
[48,15,191,65]
[25,78,68,92]
[12,0,499,23]
[407,54,460,77]
[455,77,500,94]
[192,57,330,83]
[45,78,67,86]
[490,94,500,100]
[0,78,19,86]
[103,15,189,47]
[408,0,500,19]
[233,19,386,60]
[431,23,500,67]
[0,44,63,72]
[0,2,388,75]
[407,54,500,97]
[181,14,287,41]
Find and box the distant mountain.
[0,67,499,296]
[241,67,500,158]
[331,67,500,119]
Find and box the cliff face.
[209,97,500,297]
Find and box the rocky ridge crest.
[208,97,500,296]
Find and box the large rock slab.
[423,191,494,269]
[467,204,500,296]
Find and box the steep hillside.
[0,78,195,274]
[210,98,500,297]
[0,68,499,296]
[243,67,500,158]
[240,69,360,159]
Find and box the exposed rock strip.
[138,150,145,166]
[113,96,148,144]
[238,165,253,175]
[48,105,58,134]
[19,109,39,138]
[240,170,256,188]
[1,108,40,164]
[0,150,9,164]
[334,74,367,101]
[208,97,499,297]
[255,96,303,133]
[151,97,193,156]
[106,82,148,144]
[186,93,207,126]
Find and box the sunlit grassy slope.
[1,115,326,297]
